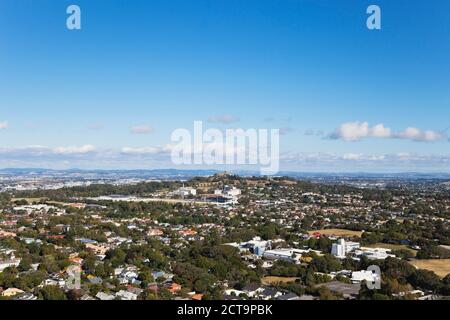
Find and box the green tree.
[37,286,67,300]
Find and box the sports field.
[261,276,300,285]
[308,228,364,238]
[409,259,450,278]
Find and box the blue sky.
[0,0,449,172]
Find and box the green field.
[308,228,364,238]
[409,259,450,278]
[261,276,300,285]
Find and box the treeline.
[360,258,450,299]
[361,219,450,248]
[172,241,261,297]
[13,181,182,200]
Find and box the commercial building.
[225,237,270,256]
[351,270,380,284]
[263,249,301,264]
[353,247,396,260]
[174,187,197,197]
[331,239,360,258]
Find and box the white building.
[0,258,21,272]
[175,187,197,197]
[96,292,116,300]
[331,239,346,258]
[1,288,24,297]
[353,247,396,260]
[214,186,241,203]
[116,290,138,300]
[224,237,270,256]
[351,270,380,284]
[224,186,241,197]
[263,249,301,264]
[331,239,360,258]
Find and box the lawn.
[409,259,450,278]
[308,228,364,238]
[11,197,47,203]
[261,276,300,285]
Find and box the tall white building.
[331,239,360,258]
[331,239,346,258]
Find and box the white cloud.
[121,145,173,155]
[329,122,444,142]
[130,124,154,134]
[208,115,240,124]
[53,145,96,155]
[421,130,442,141]
[342,153,362,160]
[1,145,450,172]
[329,121,370,141]
[370,123,391,138]
[367,155,386,161]
[121,147,160,154]
[280,151,450,171]
[395,152,411,160]
[395,127,442,142]
[395,127,421,139]
[0,121,9,129]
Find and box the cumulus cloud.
[342,153,362,160]
[121,147,160,154]
[280,151,450,172]
[329,121,444,142]
[0,145,449,171]
[0,145,98,159]
[370,123,391,138]
[328,121,370,141]
[0,144,175,169]
[394,127,442,142]
[208,115,240,124]
[0,121,8,129]
[121,144,173,155]
[53,145,96,155]
[341,153,386,161]
[130,124,154,134]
